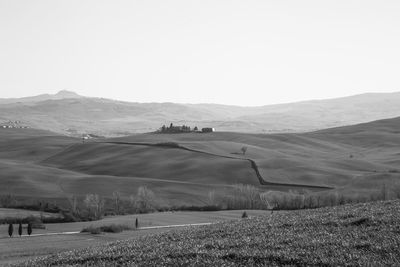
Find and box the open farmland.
[1,117,400,207]
[16,200,400,266]
[0,210,268,265]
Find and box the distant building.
[201,127,215,133]
[0,120,28,129]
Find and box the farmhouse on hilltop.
[0,120,29,129]
[158,123,215,133]
[201,127,215,133]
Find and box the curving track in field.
[103,141,333,191]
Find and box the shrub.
[169,205,221,212]
[348,217,372,227]
[81,226,101,234]
[156,142,180,148]
[81,224,132,234]
[241,211,248,218]
[26,216,45,229]
[100,224,131,233]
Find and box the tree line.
[158,123,198,133]
[7,222,32,237]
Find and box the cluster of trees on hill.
[158,123,198,133]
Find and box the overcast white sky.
[0,0,399,106]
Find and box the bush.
[81,224,132,234]
[81,226,101,234]
[0,213,77,225]
[169,205,221,212]
[241,211,248,218]
[100,224,132,233]
[156,142,180,148]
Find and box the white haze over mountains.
[1,91,400,137]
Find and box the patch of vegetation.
[21,200,400,266]
[81,225,101,234]
[155,142,181,148]
[157,123,198,133]
[0,195,62,213]
[168,205,221,212]
[347,217,372,226]
[81,224,133,234]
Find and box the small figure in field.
[135,218,139,229]
[8,223,13,237]
[18,222,22,237]
[241,146,247,155]
[27,223,32,236]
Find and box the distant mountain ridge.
[0,90,82,104]
[1,91,400,136]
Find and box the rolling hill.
[0,116,399,207]
[2,91,400,136]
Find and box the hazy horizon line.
[1,89,400,107]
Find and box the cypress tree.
[18,222,22,236]
[135,218,138,229]
[27,223,32,236]
[8,223,13,237]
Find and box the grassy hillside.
[18,200,400,266]
[1,116,400,207]
[42,143,257,186]
[109,125,400,189]
[0,210,269,265]
[0,128,76,161]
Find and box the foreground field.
[0,210,268,265]
[18,200,400,266]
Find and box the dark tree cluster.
[8,222,32,237]
[159,123,198,133]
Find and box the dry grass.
[0,210,269,265]
[17,200,400,266]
